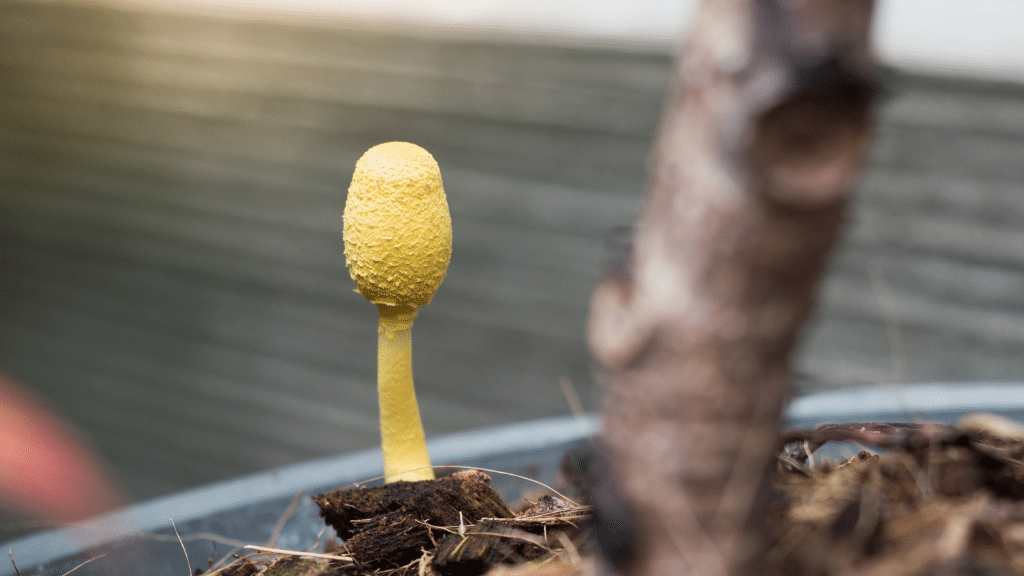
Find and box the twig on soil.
[518,508,591,525]
[780,422,958,463]
[308,524,328,552]
[555,531,582,566]
[558,376,586,423]
[8,549,22,576]
[207,489,315,572]
[59,553,108,576]
[417,518,547,547]
[418,550,433,576]
[202,553,268,576]
[457,530,548,547]
[441,466,580,506]
[171,518,192,576]
[420,505,591,537]
[243,544,354,563]
[208,542,248,573]
[267,490,305,547]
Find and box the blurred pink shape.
[0,372,126,526]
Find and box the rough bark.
[587,1,878,575]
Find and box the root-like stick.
[59,553,107,576]
[267,490,305,548]
[8,549,21,576]
[243,544,354,562]
[170,518,192,576]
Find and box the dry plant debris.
[770,414,1024,576]
[197,470,591,576]
[177,412,1024,576]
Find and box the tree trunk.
[587,1,878,575]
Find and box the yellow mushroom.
[343,142,452,483]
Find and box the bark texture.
[587,1,878,575]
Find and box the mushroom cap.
[343,142,453,308]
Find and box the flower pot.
[5,383,1024,576]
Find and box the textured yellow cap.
[343,142,453,307]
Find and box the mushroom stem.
[376,303,434,482]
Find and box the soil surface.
[770,414,1024,575]
[201,413,1024,576]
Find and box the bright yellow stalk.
[376,304,433,482]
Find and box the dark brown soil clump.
[313,470,515,570]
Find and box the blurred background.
[1,0,1023,537]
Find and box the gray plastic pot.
[5,382,1024,576]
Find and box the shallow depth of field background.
[1,0,1023,533]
